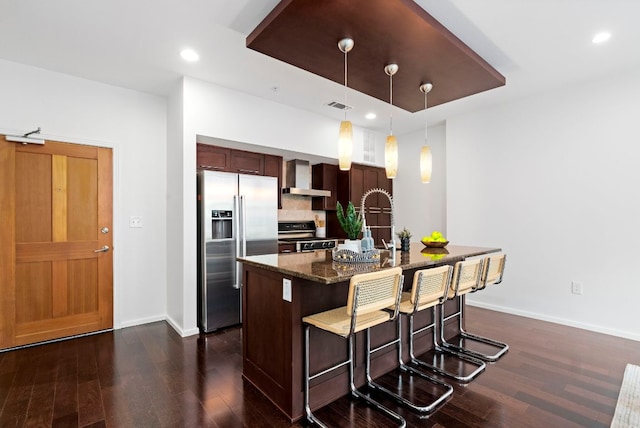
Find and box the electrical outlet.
[129,215,143,228]
[571,281,583,295]
[283,278,292,302]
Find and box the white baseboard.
[115,314,199,337]
[118,314,166,329]
[466,299,640,343]
[165,314,200,337]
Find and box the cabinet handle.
[199,165,224,170]
[238,168,259,174]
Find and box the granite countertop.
[238,243,501,284]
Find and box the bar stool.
[439,255,509,362]
[303,267,406,428]
[478,252,507,291]
[398,265,486,383]
[366,265,455,412]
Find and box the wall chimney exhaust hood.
[282,159,331,197]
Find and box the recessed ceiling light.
[592,32,611,44]
[180,49,200,62]
[365,113,376,120]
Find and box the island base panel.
[242,263,465,421]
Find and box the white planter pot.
[339,239,361,253]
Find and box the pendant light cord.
[344,50,348,121]
[389,73,393,136]
[424,88,428,144]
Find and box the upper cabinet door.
[263,154,283,208]
[197,144,230,171]
[377,168,393,209]
[230,150,264,175]
[363,168,379,208]
[349,164,365,210]
[311,163,338,211]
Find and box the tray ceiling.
[247,0,506,113]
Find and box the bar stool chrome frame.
[303,267,406,428]
[365,264,455,411]
[400,265,486,383]
[439,255,509,362]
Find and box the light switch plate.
[283,278,292,302]
[129,216,143,228]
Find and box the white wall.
[447,68,640,340]
[164,77,387,334]
[394,123,447,240]
[0,59,168,329]
[166,78,188,333]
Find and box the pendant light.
[384,64,399,179]
[419,83,433,183]
[337,38,354,171]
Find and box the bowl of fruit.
[421,231,449,248]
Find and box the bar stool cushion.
[303,307,391,338]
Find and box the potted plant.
[396,227,412,252]
[336,201,363,252]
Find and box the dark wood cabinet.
[264,154,283,209]
[373,168,393,245]
[328,163,393,245]
[196,144,230,171]
[311,163,338,210]
[277,242,296,253]
[197,143,283,208]
[230,149,264,175]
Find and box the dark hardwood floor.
[1,307,638,427]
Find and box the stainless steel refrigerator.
[197,170,278,333]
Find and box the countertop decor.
[421,239,449,248]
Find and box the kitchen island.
[238,243,500,422]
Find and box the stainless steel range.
[278,221,338,252]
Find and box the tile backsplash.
[278,193,326,224]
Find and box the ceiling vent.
[326,101,353,111]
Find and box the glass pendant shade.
[338,120,353,171]
[385,135,398,179]
[384,63,399,179]
[419,82,433,184]
[420,145,432,183]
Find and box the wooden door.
[0,136,113,349]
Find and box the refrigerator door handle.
[234,195,241,289]
[240,195,247,257]
[234,194,247,290]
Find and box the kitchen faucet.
[360,188,396,266]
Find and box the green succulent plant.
[396,227,412,239]
[336,201,363,240]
